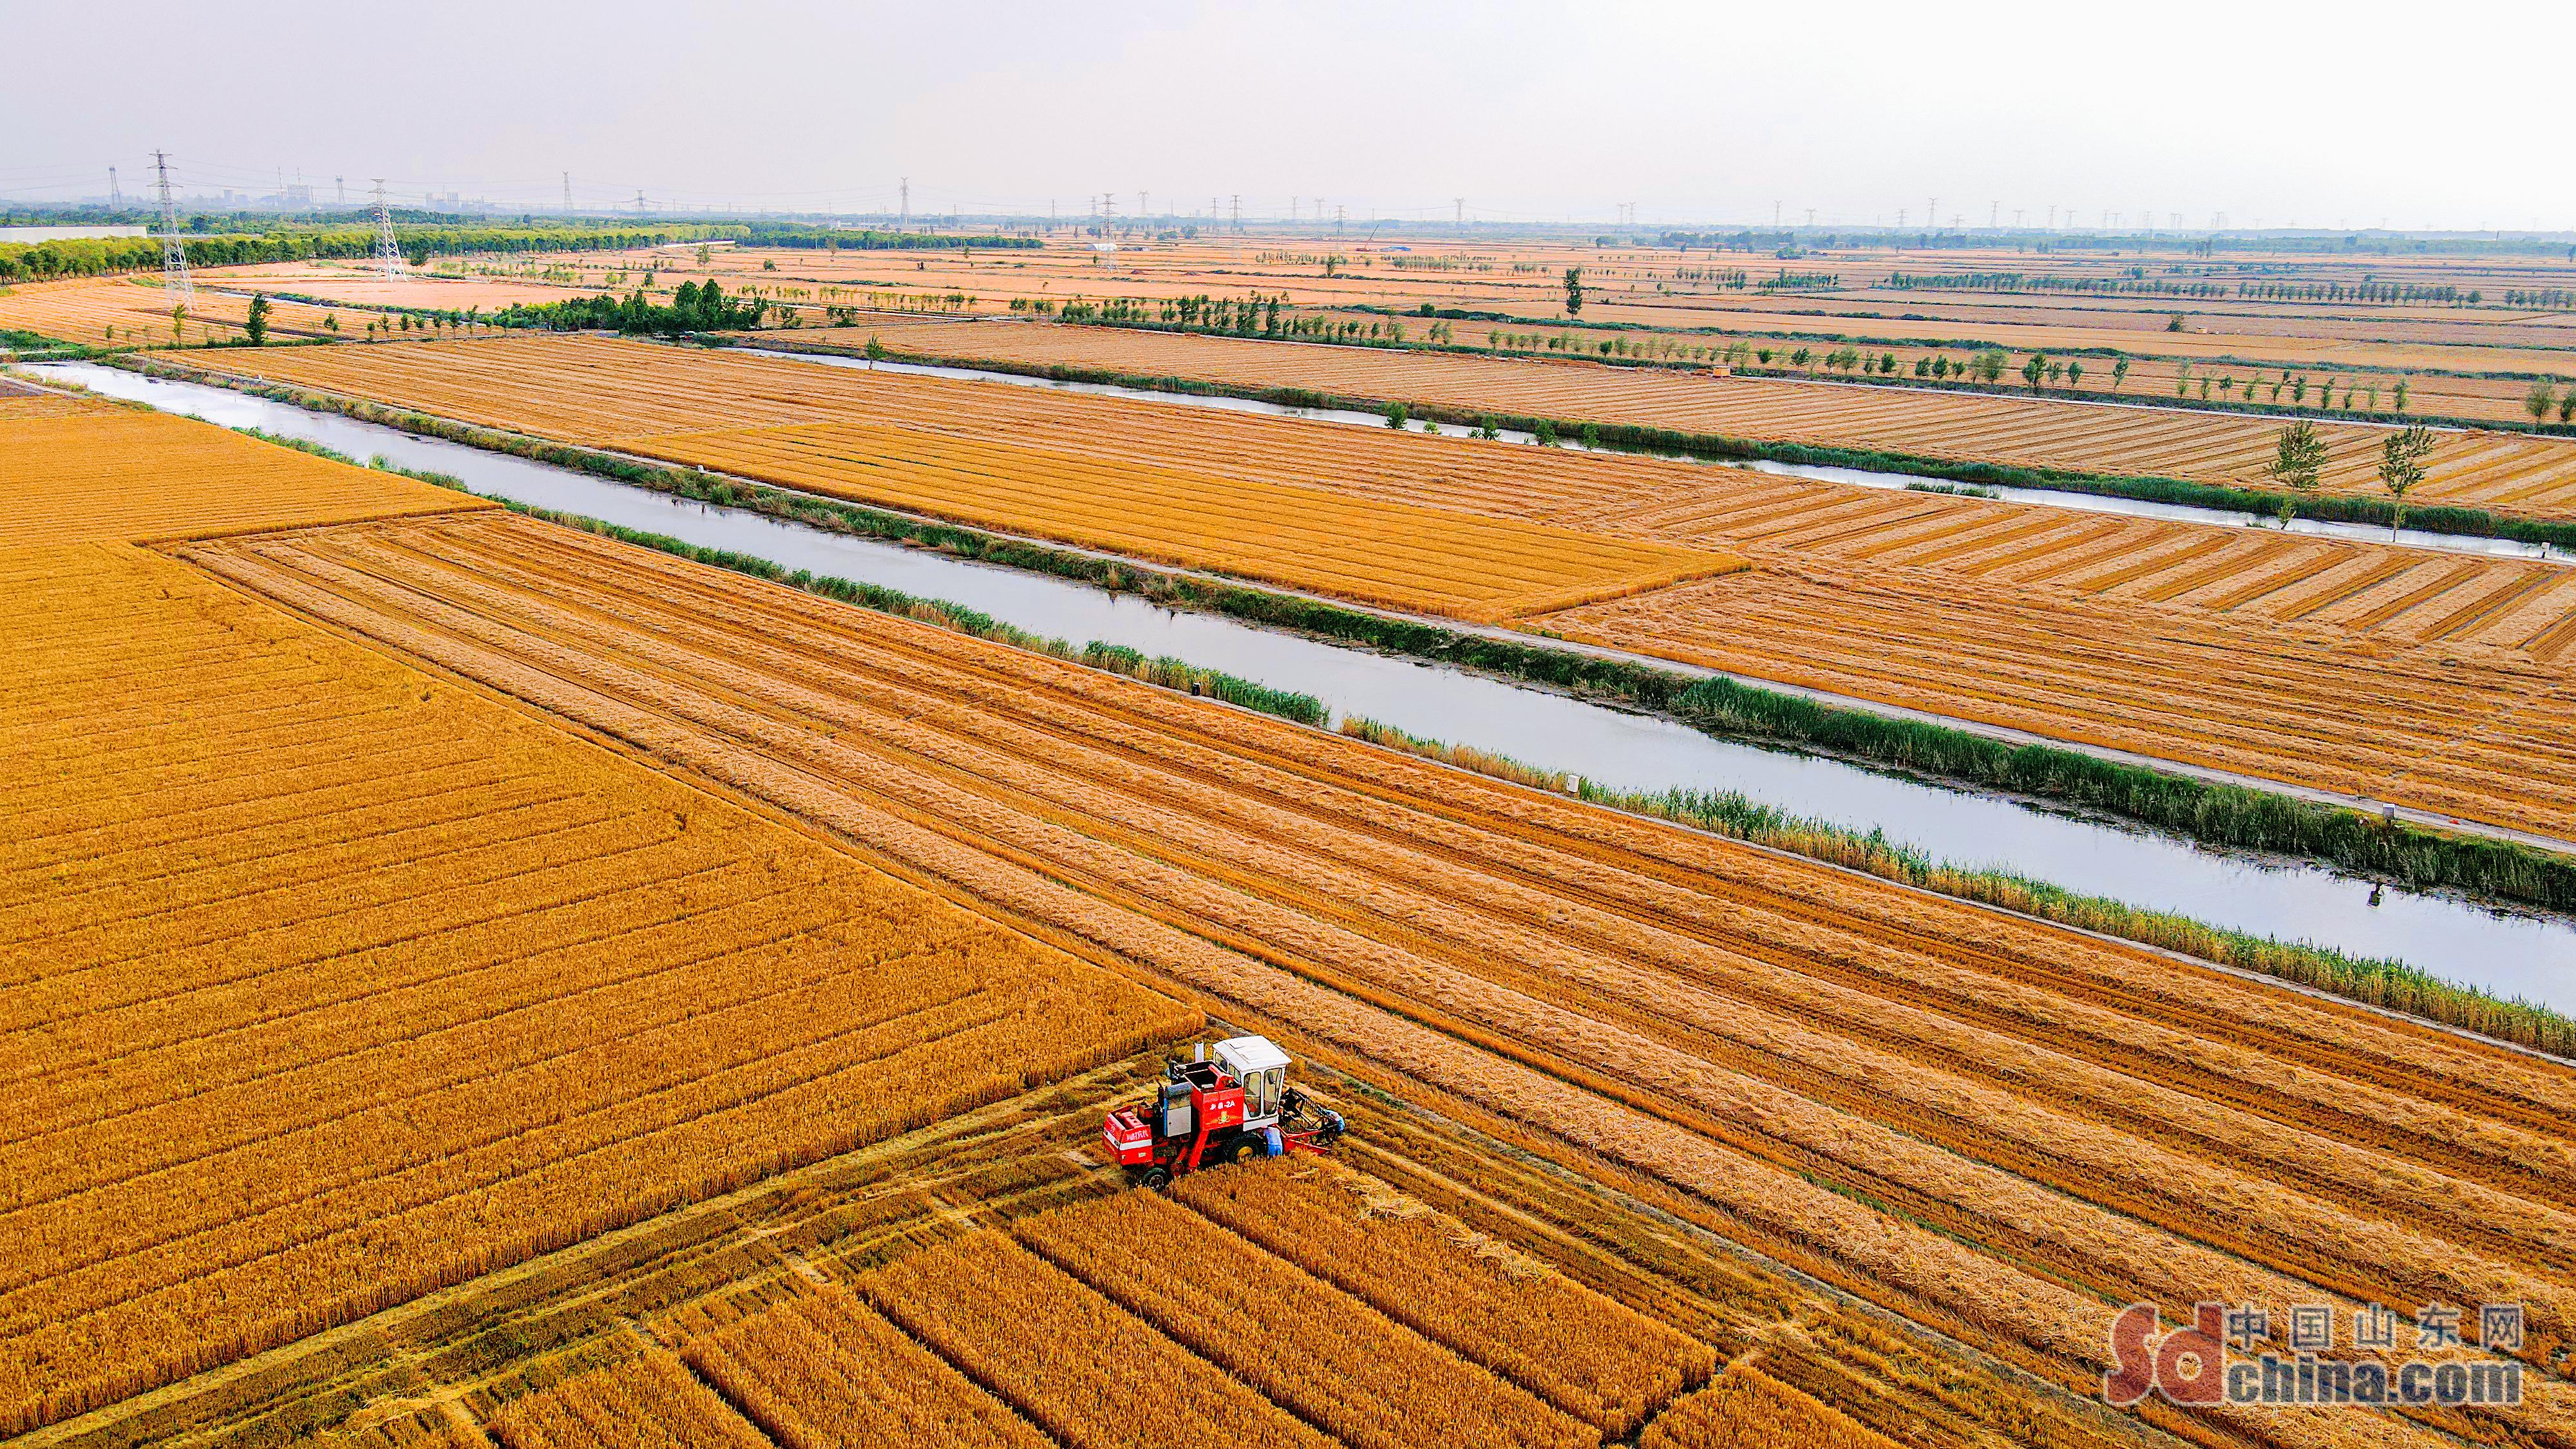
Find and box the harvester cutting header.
[1103,1036,1345,1188]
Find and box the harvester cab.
[1102,1034,1344,1189]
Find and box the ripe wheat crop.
[181,512,2576,1449]
[0,393,486,546]
[171,333,2576,841]
[1015,1188,1594,1449]
[1174,1164,1713,1438]
[0,274,361,348]
[0,540,1197,1434]
[1638,1365,1905,1449]
[828,315,2576,518]
[178,334,1741,622]
[487,1350,762,1449]
[681,1288,1046,1449]
[862,1229,1336,1449]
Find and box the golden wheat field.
[0,391,486,545]
[0,274,368,348]
[124,1044,2150,1449]
[173,334,1741,619]
[168,336,2576,838]
[826,316,2576,518]
[169,507,2576,1449]
[0,393,1197,1429]
[0,536,1193,1430]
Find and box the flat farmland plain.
[172,337,2576,838]
[0,392,486,545]
[175,508,2576,1449]
[174,335,1743,621]
[0,397,1197,1430]
[0,274,364,347]
[85,1046,2143,1449]
[821,317,2576,518]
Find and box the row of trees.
[2525,381,2576,424]
[0,223,750,284]
[1883,272,2234,299]
[487,281,767,334]
[2269,420,2438,533]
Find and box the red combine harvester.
[1102,1035,1345,1188]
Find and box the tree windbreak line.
[0,224,743,283]
[489,281,768,335]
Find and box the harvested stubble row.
[0,539,1195,1432]
[178,334,1741,622]
[183,510,2576,1449]
[1528,561,2576,840]
[680,1288,1049,1449]
[486,1350,764,1449]
[1016,1187,1596,1448]
[813,317,2576,518]
[172,335,2576,838]
[0,274,363,347]
[1171,1164,1708,1439]
[862,1229,1336,1449]
[0,391,486,545]
[1638,1364,1906,1449]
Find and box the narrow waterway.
[35,359,2576,1010]
[761,348,2562,563]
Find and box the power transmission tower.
[1336,204,1345,235]
[1139,190,1149,220]
[109,167,122,209]
[369,180,404,279]
[634,189,648,218]
[562,172,571,215]
[1453,197,1464,229]
[900,177,909,225]
[151,151,193,307]
[1804,209,1815,228]
[1230,194,1240,233]
[1989,201,1998,229]
[1927,198,1937,232]
[335,176,345,207]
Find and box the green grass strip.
[1338,717,2576,1057]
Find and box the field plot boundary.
[785,323,2576,543]
[120,347,2576,871]
[102,351,2558,836]
[159,507,2576,1065]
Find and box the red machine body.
[1103,1035,1343,1188]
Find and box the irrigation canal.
[761,348,2564,563]
[36,359,2576,1010]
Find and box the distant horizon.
[10,0,2569,234]
[8,206,2575,248]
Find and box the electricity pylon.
[152,151,193,307]
[370,180,404,278]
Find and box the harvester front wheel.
[1139,1166,1172,1189]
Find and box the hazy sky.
[10,0,2569,231]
